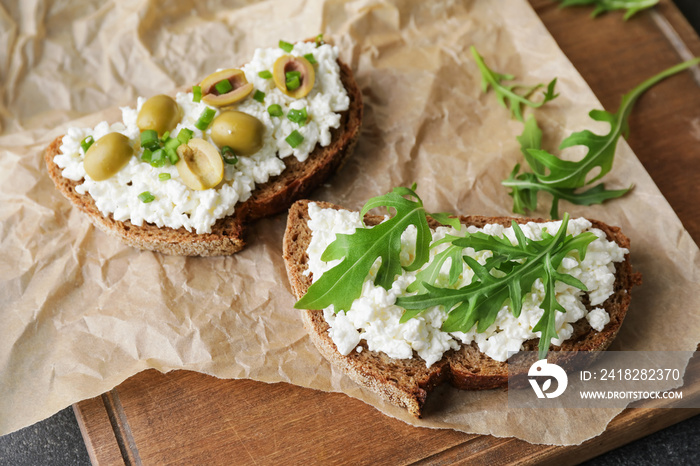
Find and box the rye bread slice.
[283,200,641,418]
[45,60,363,256]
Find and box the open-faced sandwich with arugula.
[283,187,641,417]
[45,36,363,256]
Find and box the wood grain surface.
[74,1,700,464]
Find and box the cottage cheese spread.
[53,42,349,234]
[305,203,628,366]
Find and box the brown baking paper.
[1,0,699,446]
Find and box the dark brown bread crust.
[283,200,642,417]
[45,60,363,256]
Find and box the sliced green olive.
[84,132,133,181]
[272,55,315,98]
[210,111,264,156]
[200,69,254,107]
[175,138,224,190]
[136,94,182,136]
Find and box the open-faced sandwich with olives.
[45,37,363,256]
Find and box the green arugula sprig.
[503,58,700,218]
[504,164,631,219]
[555,0,659,20]
[503,115,631,218]
[294,186,454,312]
[471,46,558,122]
[530,59,700,188]
[295,187,599,359]
[396,214,597,359]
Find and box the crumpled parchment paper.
[1,0,698,446]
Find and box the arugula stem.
[624,57,700,104]
[538,57,700,188]
[471,47,523,103]
[502,176,631,203]
[470,46,557,121]
[557,0,659,20]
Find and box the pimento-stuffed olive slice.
[273,55,315,98]
[200,69,254,107]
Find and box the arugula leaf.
[294,186,432,312]
[405,236,464,295]
[471,46,559,122]
[396,215,596,359]
[503,163,632,219]
[502,58,700,217]
[531,57,700,189]
[429,212,462,231]
[556,0,659,20]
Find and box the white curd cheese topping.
[305,203,628,366]
[54,42,349,234]
[586,307,611,332]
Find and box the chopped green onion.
[141,148,153,163]
[80,135,94,153]
[164,137,181,151]
[258,70,272,79]
[192,85,202,102]
[177,128,194,144]
[303,53,317,64]
[158,173,171,181]
[138,191,155,203]
[287,107,308,126]
[140,130,160,150]
[286,130,304,148]
[221,146,238,165]
[195,107,216,131]
[267,104,283,117]
[214,79,233,94]
[279,40,294,53]
[285,72,301,91]
[165,147,179,165]
[162,137,181,164]
[253,90,266,103]
[150,148,167,167]
[160,131,170,142]
[315,34,324,47]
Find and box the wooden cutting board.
[74,1,700,464]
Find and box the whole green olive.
[136,94,182,136]
[84,132,134,181]
[210,111,265,156]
